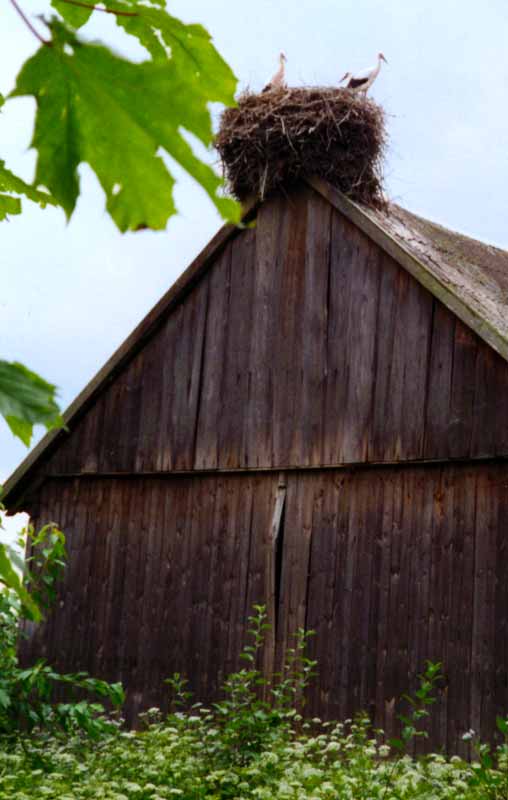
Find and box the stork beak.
[339,72,349,83]
[381,54,388,64]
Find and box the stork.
[262,52,287,92]
[340,53,387,96]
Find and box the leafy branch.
[1,0,240,446]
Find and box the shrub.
[3,607,508,799]
[0,519,124,741]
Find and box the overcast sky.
[2,0,508,539]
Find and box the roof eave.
[307,177,508,363]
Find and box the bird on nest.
[340,53,387,96]
[262,51,288,92]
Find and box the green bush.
[0,519,124,740]
[3,606,508,799]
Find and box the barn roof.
[3,178,508,508]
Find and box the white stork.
[262,52,287,92]
[340,53,387,96]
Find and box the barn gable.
[4,180,508,510]
[8,180,508,751]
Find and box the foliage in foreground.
[3,608,508,799]
[2,0,241,451]
[0,519,124,738]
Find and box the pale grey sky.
[2,0,508,539]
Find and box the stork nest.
[216,86,387,209]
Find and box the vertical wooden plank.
[427,467,455,749]
[423,305,455,459]
[327,472,350,720]
[186,476,213,697]
[98,370,129,472]
[321,214,353,465]
[264,474,287,679]
[323,212,379,464]
[114,479,144,717]
[276,472,314,671]
[471,468,498,741]
[446,466,476,755]
[156,278,210,471]
[87,478,108,677]
[134,332,166,472]
[371,263,432,461]
[297,472,327,715]
[494,467,508,738]
[375,470,396,735]
[160,476,195,695]
[269,189,308,466]
[217,229,256,469]
[471,346,508,458]
[225,476,255,675]
[317,473,347,718]
[245,195,289,467]
[447,322,478,459]
[339,234,380,463]
[407,468,434,752]
[296,192,331,466]
[194,246,232,469]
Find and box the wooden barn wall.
[25,463,508,751]
[34,186,508,480]
[23,473,279,721]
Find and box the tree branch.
[9,0,51,45]
[57,0,139,17]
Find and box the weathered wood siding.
[278,463,508,755]
[17,183,508,752]
[24,473,279,720]
[25,462,508,751]
[33,185,508,480]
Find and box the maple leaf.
[0,93,56,220]
[12,18,240,231]
[0,360,62,446]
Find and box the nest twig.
[216,86,387,209]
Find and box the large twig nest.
[216,87,387,209]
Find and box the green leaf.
[0,160,56,220]
[51,0,94,28]
[0,360,62,446]
[0,544,41,621]
[0,688,11,709]
[113,5,238,101]
[0,193,21,221]
[11,18,241,231]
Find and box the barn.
[4,178,508,753]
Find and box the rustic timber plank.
[423,303,455,459]
[322,211,356,465]
[194,246,232,469]
[217,228,257,469]
[298,192,331,466]
[243,196,282,467]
